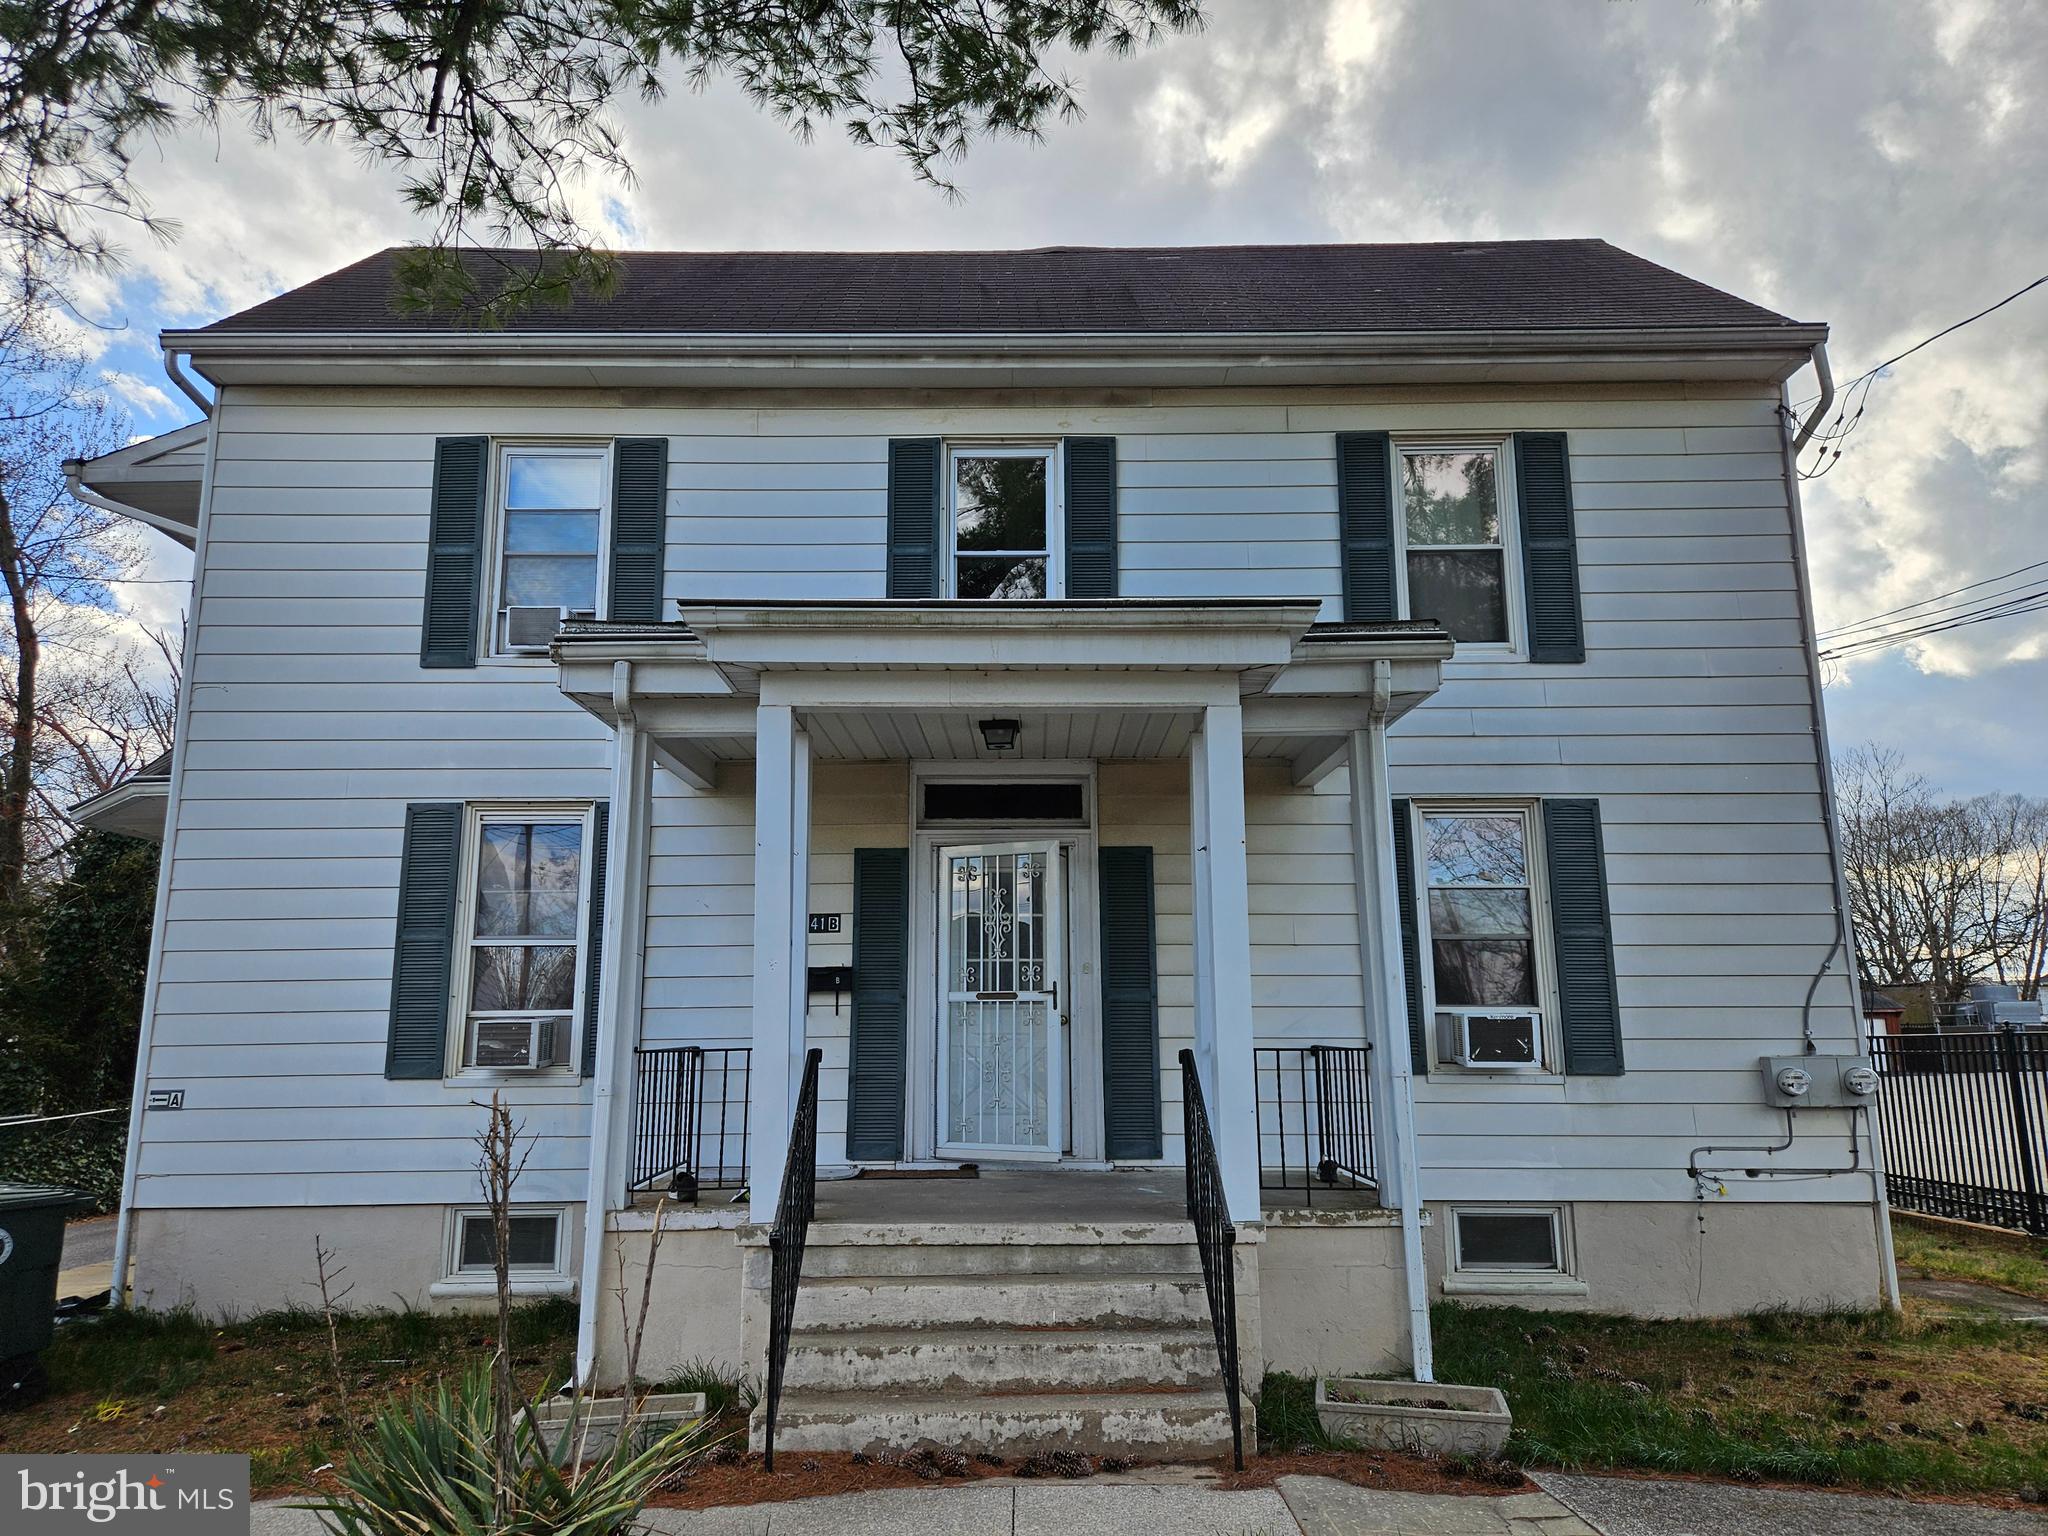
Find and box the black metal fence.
[762,1047,822,1474]
[1178,1048,1245,1473]
[1873,1029,2048,1235]
[630,1046,751,1200]
[1255,1044,1376,1205]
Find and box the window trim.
[484,440,613,662]
[943,441,1065,600]
[1391,437,1523,657]
[446,801,598,1080]
[1445,1205,1583,1296]
[437,1205,575,1294]
[1408,799,1561,1076]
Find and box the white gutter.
[1778,341,1901,1311]
[161,347,213,416]
[107,403,221,1304]
[65,479,199,548]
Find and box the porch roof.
[553,600,1450,782]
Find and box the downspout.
[105,406,218,1305]
[1779,340,1901,1310]
[161,347,213,417]
[1354,659,1434,1382]
[573,661,639,1384]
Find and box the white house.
[73,240,1895,1459]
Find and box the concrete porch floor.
[802,1167,1381,1225]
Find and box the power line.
[1819,588,2048,662]
[1818,557,2048,641]
[1793,273,2048,412]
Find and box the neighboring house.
[72,750,173,841]
[1862,986,1906,1038]
[72,240,1892,1457]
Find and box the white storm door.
[936,842,1065,1160]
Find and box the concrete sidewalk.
[254,1471,2048,1534]
[256,1475,1598,1535]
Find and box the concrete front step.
[800,1236,1202,1279]
[783,1324,1222,1393]
[756,1387,1251,1459]
[792,1271,1209,1331]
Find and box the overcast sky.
[78,0,2048,799]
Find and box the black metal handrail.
[762,1046,822,1473]
[630,1046,751,1200]
[1256,1044,1376,1205]
[1178,1048,1244,1472]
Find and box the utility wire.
[1792,273,2048,412]
[1819,590,2048,662]
[1818,556,2048,641]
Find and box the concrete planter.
[1314,1378,1511,1457]
[532,1390,707,1461]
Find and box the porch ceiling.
[554,601,1452,782]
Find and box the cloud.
[63,0,2048,796]
[100,369,178,416]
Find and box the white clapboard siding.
[135,381,1864,1217]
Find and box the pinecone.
[851,1451,872,1467]
[801,1458,821,1473]
[1047,1449,1093,1479]
[1100,1454,1134,1474]
[974,1452,1007,1468]
[926,1447,970,1477]
[707,1443,742,1467]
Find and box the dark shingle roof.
[191,240,1808,338]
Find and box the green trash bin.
[0,1183,95,1400]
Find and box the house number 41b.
[807,914,842,934]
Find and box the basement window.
[1446,1206,1584,1296]
[434,1207,574,1296]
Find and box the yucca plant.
[301,1365,721,1536]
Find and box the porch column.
[1347,705,1435,1383]
[748,703,812,1224]
[574,676,654,1382]
[1189,702,1261,1223]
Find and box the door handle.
[974,990,1019,1001]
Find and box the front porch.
[561,600,1450,1411]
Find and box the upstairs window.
[950,445,1059,599]
[495,446,608,653]
[458,809,590,1072]
[1399,445,1512,647]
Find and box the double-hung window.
[948,445,1060,599]
[457,808,591,1072]
[1398,443,1515,648]
[494,446,609,654]
[1416,805,1549,1070]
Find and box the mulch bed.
[649,1444,1531,1509]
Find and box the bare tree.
[0,303,150,900]
[1836,745,2048,1005]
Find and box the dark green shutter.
[1388,799,1427,1072]
[386,803,462,1079]
[1337,431,1398,622]
[847,848,910,1159]
[1099,846,1162,1159]
[1514,432,1587,663]
[1543,799,1623,1075]
[609,439,667,622]
[580,800,610,1078]
[421,437,488,667]
[886,439,943,599]
[1064,437,1119,598]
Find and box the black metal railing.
[1178,1048,1244,1472]
[1874,1028,2048,1235]
[761,1046,822,1473]
[1255,1044,1376,1205]
[630,1046,751,1200]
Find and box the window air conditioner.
[502,606,595,653]
[1437,1012,1541,1069]
[473,1017,568,1071]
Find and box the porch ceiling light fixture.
[978,718,1021,752]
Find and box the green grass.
[1893,1216,2048,1302]
[650,1359,755,1423]
[1432,1302,2048,1497]
[1254,1371,1340,1454]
